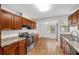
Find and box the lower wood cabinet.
[0,47,2,55]
[2,43,17,55]
[0,39,26,55]
[34,34,39,47]
[61,36,78,55]
[61,37,71,55]
[17,40,26,55]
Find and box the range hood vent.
[22,25,31,29]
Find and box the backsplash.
[1,29,37,39]
[1,30,21,39]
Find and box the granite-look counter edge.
[1,37,26,47]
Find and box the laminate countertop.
[61,34,79,53]
[1,36,26,47]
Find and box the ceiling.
[2,4,79,20]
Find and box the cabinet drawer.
[3,43,17,52]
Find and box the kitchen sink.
[62,34,79,42]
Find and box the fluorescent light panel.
[34,4,51,12]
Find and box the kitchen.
[0,4,79,55]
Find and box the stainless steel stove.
[19,32,34,51]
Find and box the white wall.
[37,15,68,39]
[69,26,79,37]
[37,22,57,39]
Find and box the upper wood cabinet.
[0,9,22,30]
[22,18,36,29]
[14,15,22,29]
[77,10,79,29]
[68,9,78,26]
[22,18,28,26]
[0,9,36,30]
[72,12,78,24]
[0,9,12,30]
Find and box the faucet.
[71,31,79,38]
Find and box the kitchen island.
[61,34,79,55]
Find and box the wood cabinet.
[0,39,26,55]
[61,37,66,54]
[72,12,78,24]
[61,37,70,55]
[0,8,36,30]
[32,22,36,29]
[2,43,17,55]
[34,34,39,47]
[68,15,72,25]
[61,36,78,55]
[68,9,78,26]
[77,10,79,29]
[17,40,26,55]
[0,9,22,30]
[13,15,22,29]
[22,18,36,29]
[0,9,12,30]
[22,17,28,26]
[0,47,1,53]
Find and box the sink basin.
[62,34,79,42]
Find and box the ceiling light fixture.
[34,4,51,12]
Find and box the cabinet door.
[68,16,72,25]
[64,41,71,55]
[34,22,36,29]
[27,20,32,28]
[22,18,28,26]
[34,34,39,47]
[77,10,79,29]
[0,9,12,30]
[61,37,66,54]
[72,12,77,24]
[3,49,17,55]
[31,22,36,29]
[0,47,2,55]
[18,40,26,55]
[3,43,17,55]
[14,15,22,29]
